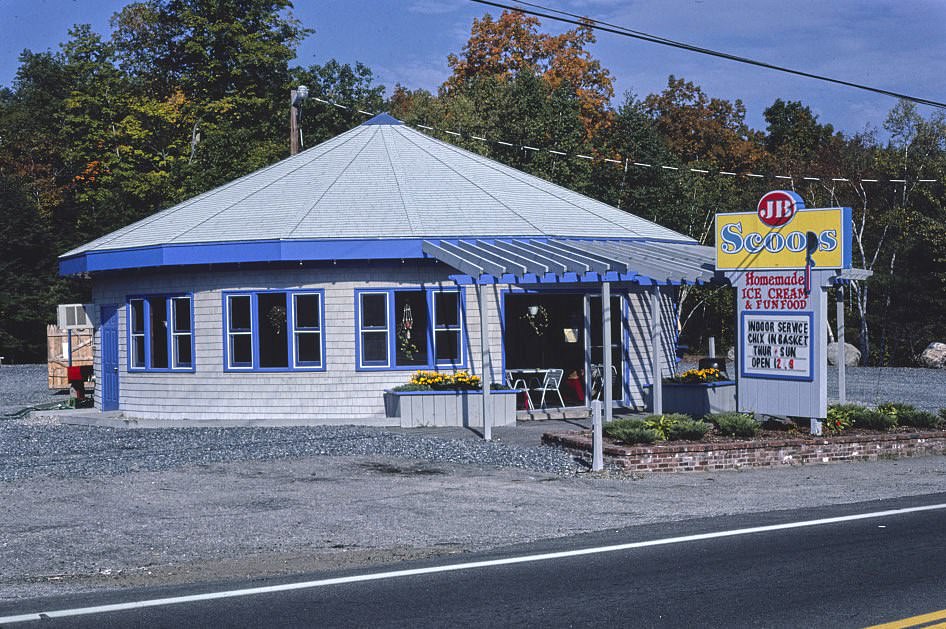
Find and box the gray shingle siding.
[92,262,500,422]
[91,261,677,422]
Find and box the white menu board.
[741,312,813,381]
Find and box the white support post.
[591,400,603,471]
[602,282,613,425]
[837,284,846,405]
[651,284,663,415]
[478,283,492,441]
[583,295,592,408]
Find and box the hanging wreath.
[521,305,550,337]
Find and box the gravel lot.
[0,421,583,483]
[0,364,69,415]
[825,366,946,411]
[2,363,945,603]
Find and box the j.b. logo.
[757,190,805,227]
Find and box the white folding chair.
[591,364,619,401]
[507,371,534,410]
[531,368,565,408]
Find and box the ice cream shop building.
[60,114,716,425]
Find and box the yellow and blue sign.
[715,191,852,271]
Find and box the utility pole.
[290,85,308,155]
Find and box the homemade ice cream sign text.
[740,271,809,311]
[715,190,852,271]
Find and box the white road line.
[3,502,946,624]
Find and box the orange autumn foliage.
[446,10,614,136]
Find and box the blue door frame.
[100,304,120,411]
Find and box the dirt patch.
[358,462,449,476]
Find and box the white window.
[356,288,466,370]
[432,291,462,365]
[227,294,253,369]
[358,292,389,367]
[170,297,193,368]
[225,291,325,371]
[128,295,193,371]
[292,293,323,367]
[129,299,146,369]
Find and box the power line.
[309,96,937,187]
[470,0,946,111]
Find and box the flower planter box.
[383,390,518,428]
[644,380,737,416]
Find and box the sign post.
[837,284,846,405]
[717,191,852,431]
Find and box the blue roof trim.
[59,235,699,276]
[361,112,403,126]
[59,238,429,275]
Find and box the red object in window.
[67,366,83,381]
[563,373,585,403]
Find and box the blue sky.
[1,0,943,139]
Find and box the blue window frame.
[355,287,465,370]
[223,290,325,371]
[127,294,195,372]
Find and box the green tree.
[291,60,386,145]
[112,0,311,191]
[0,0,324,360]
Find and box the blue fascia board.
[59,234,705,276]
[59,238,432,275]
[449,274,475,285]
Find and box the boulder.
[827,342,861,367]
[918,342,946,369]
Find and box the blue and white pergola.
[422,237,720,439]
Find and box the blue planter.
[644,380,737,417]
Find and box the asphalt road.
[5,494,946,628]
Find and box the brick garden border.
[542,430,946,473]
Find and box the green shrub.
[851,408,897,431]
[640,413,691,440]
[940,408,946,423]
[603,418,645,438]
[610,426,660,445]
[666,419,711,441]
[896,408,943,429]
[824,404,863,434]
[710,412,759,438]
[604,418,659,445]
[877,402,915,420]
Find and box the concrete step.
[517,406,591,421]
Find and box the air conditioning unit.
[57,304,94,330]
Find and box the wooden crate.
[47,324,93,390]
